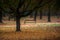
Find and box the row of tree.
[0,0,60,31]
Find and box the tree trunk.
[16,0,25,31]
[0,9,3,23]
[8,15,11,21]
[16,7,21,31]
[48,6,51,22]
[40,10,42,19]
[34,10,37,22]
[16,16,21,31]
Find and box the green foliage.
[54,0,60,10]
[0,0,4,7]
[0,0,58,13]
[56,0,60,7]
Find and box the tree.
[0,7,3,23]
[16,0,44,31]
[47,0,54,22]
[16,0,54,31]
[16,0,25,31]
[2,0,52,31]
[40,8,43,19]
[54,0,60,18]
[34,10,37,22]
[0,0,4,23]
[48,5,51,22]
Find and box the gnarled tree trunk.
[16,16,21,31]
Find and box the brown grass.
[0,16,60,40]
[0,30,60,40]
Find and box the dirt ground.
[0,16,60,40]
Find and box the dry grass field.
[0,16,60,40]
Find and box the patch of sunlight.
[36,23,60,27]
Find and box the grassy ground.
[0,31,60,40]
[0,16,60,40]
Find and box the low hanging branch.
[21,0,53,17]
[16,0,25,13]
[19,0,43,17]
[16,0,25,18]
[23,0,32,11]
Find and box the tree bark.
[48,6,51,22]
[8,14,11,21]
[0,8,3,23]
[16,16,21,31]
[16,0,25,31]
[34,10,37,22]
[40,10,42,19]
[16,7,21,31]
